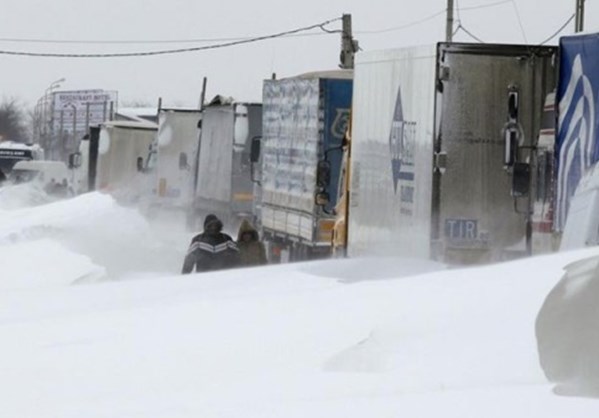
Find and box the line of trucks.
[5,32,599,264]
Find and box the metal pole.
[72,104,77,154]
[85,103,90,129]
[199,77,207,110]
[575,0,585,33]
[446,0,455,42]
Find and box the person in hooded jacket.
[236,219,268,267]
[181,214,239,274]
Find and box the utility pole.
[340,14,358,69]
[575,0,585,33]
[446,0,455,42]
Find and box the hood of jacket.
[237,219,259,242]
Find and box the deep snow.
[1,190,599,417]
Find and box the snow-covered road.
[1,189,599,417]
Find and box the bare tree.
[0,98,28,142]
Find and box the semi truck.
[152,108,201,212]
[79,120,157,202]
[190,97,262,228]
[338,43,556,264]
[258,71,352,262]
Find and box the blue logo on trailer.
[389,87,416,196]
[322,78,353,212]
[556,34,599,230]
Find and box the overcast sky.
[0,0,595,108]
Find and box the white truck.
[151,108,201,213]
[344,43,557,264]
[81,120,157,203]
[190,97,262,228]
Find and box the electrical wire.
[540,13,576,45]
[510,0,528,43]
[456,24,485,42]
[0,32,331,45]
[459,0,511,12]
[0,18,341,58]
[356,9,446,34]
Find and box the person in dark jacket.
[237,219,267,267]
[181,214,239,274]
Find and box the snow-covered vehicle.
[9,160,72,196]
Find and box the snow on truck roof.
[0,141,42,151]
[102,120,158,131]
[13,160,67,171]
[289,69,353,80]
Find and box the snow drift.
[0,192,186,278]
[536,253,599,397]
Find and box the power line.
[0,18,341,58]
[0,32,332,45]
[456,24,485,42]
[356,9,446,34]
[455,0,463,22]
[540,13,576,45]
[459,0,511,11]
[510,0,528,43]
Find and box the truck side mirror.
[512,162,530,197]
[179,152,189,170]
[250,136,261,163]
[316,160,331,188]
[136,157,144,173]
[315,191,330,206]
[68,152,82,169]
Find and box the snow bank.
[0,192,186,278]
[0,183,53,209]
[301,256,444,282]
[0,239,105,289]
[536,253,599,397]
[1,248,599,417]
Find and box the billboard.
[51,89,118,134]
[556,34,599,231]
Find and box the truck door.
[432,43,557,263]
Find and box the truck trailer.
[190,97,262,228]
[555,33,599,234]
[83,120,157,203]
[152,108,201,212]
[343,43,557,264]
[258,71,352,261]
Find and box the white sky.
[0,0,595,108]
